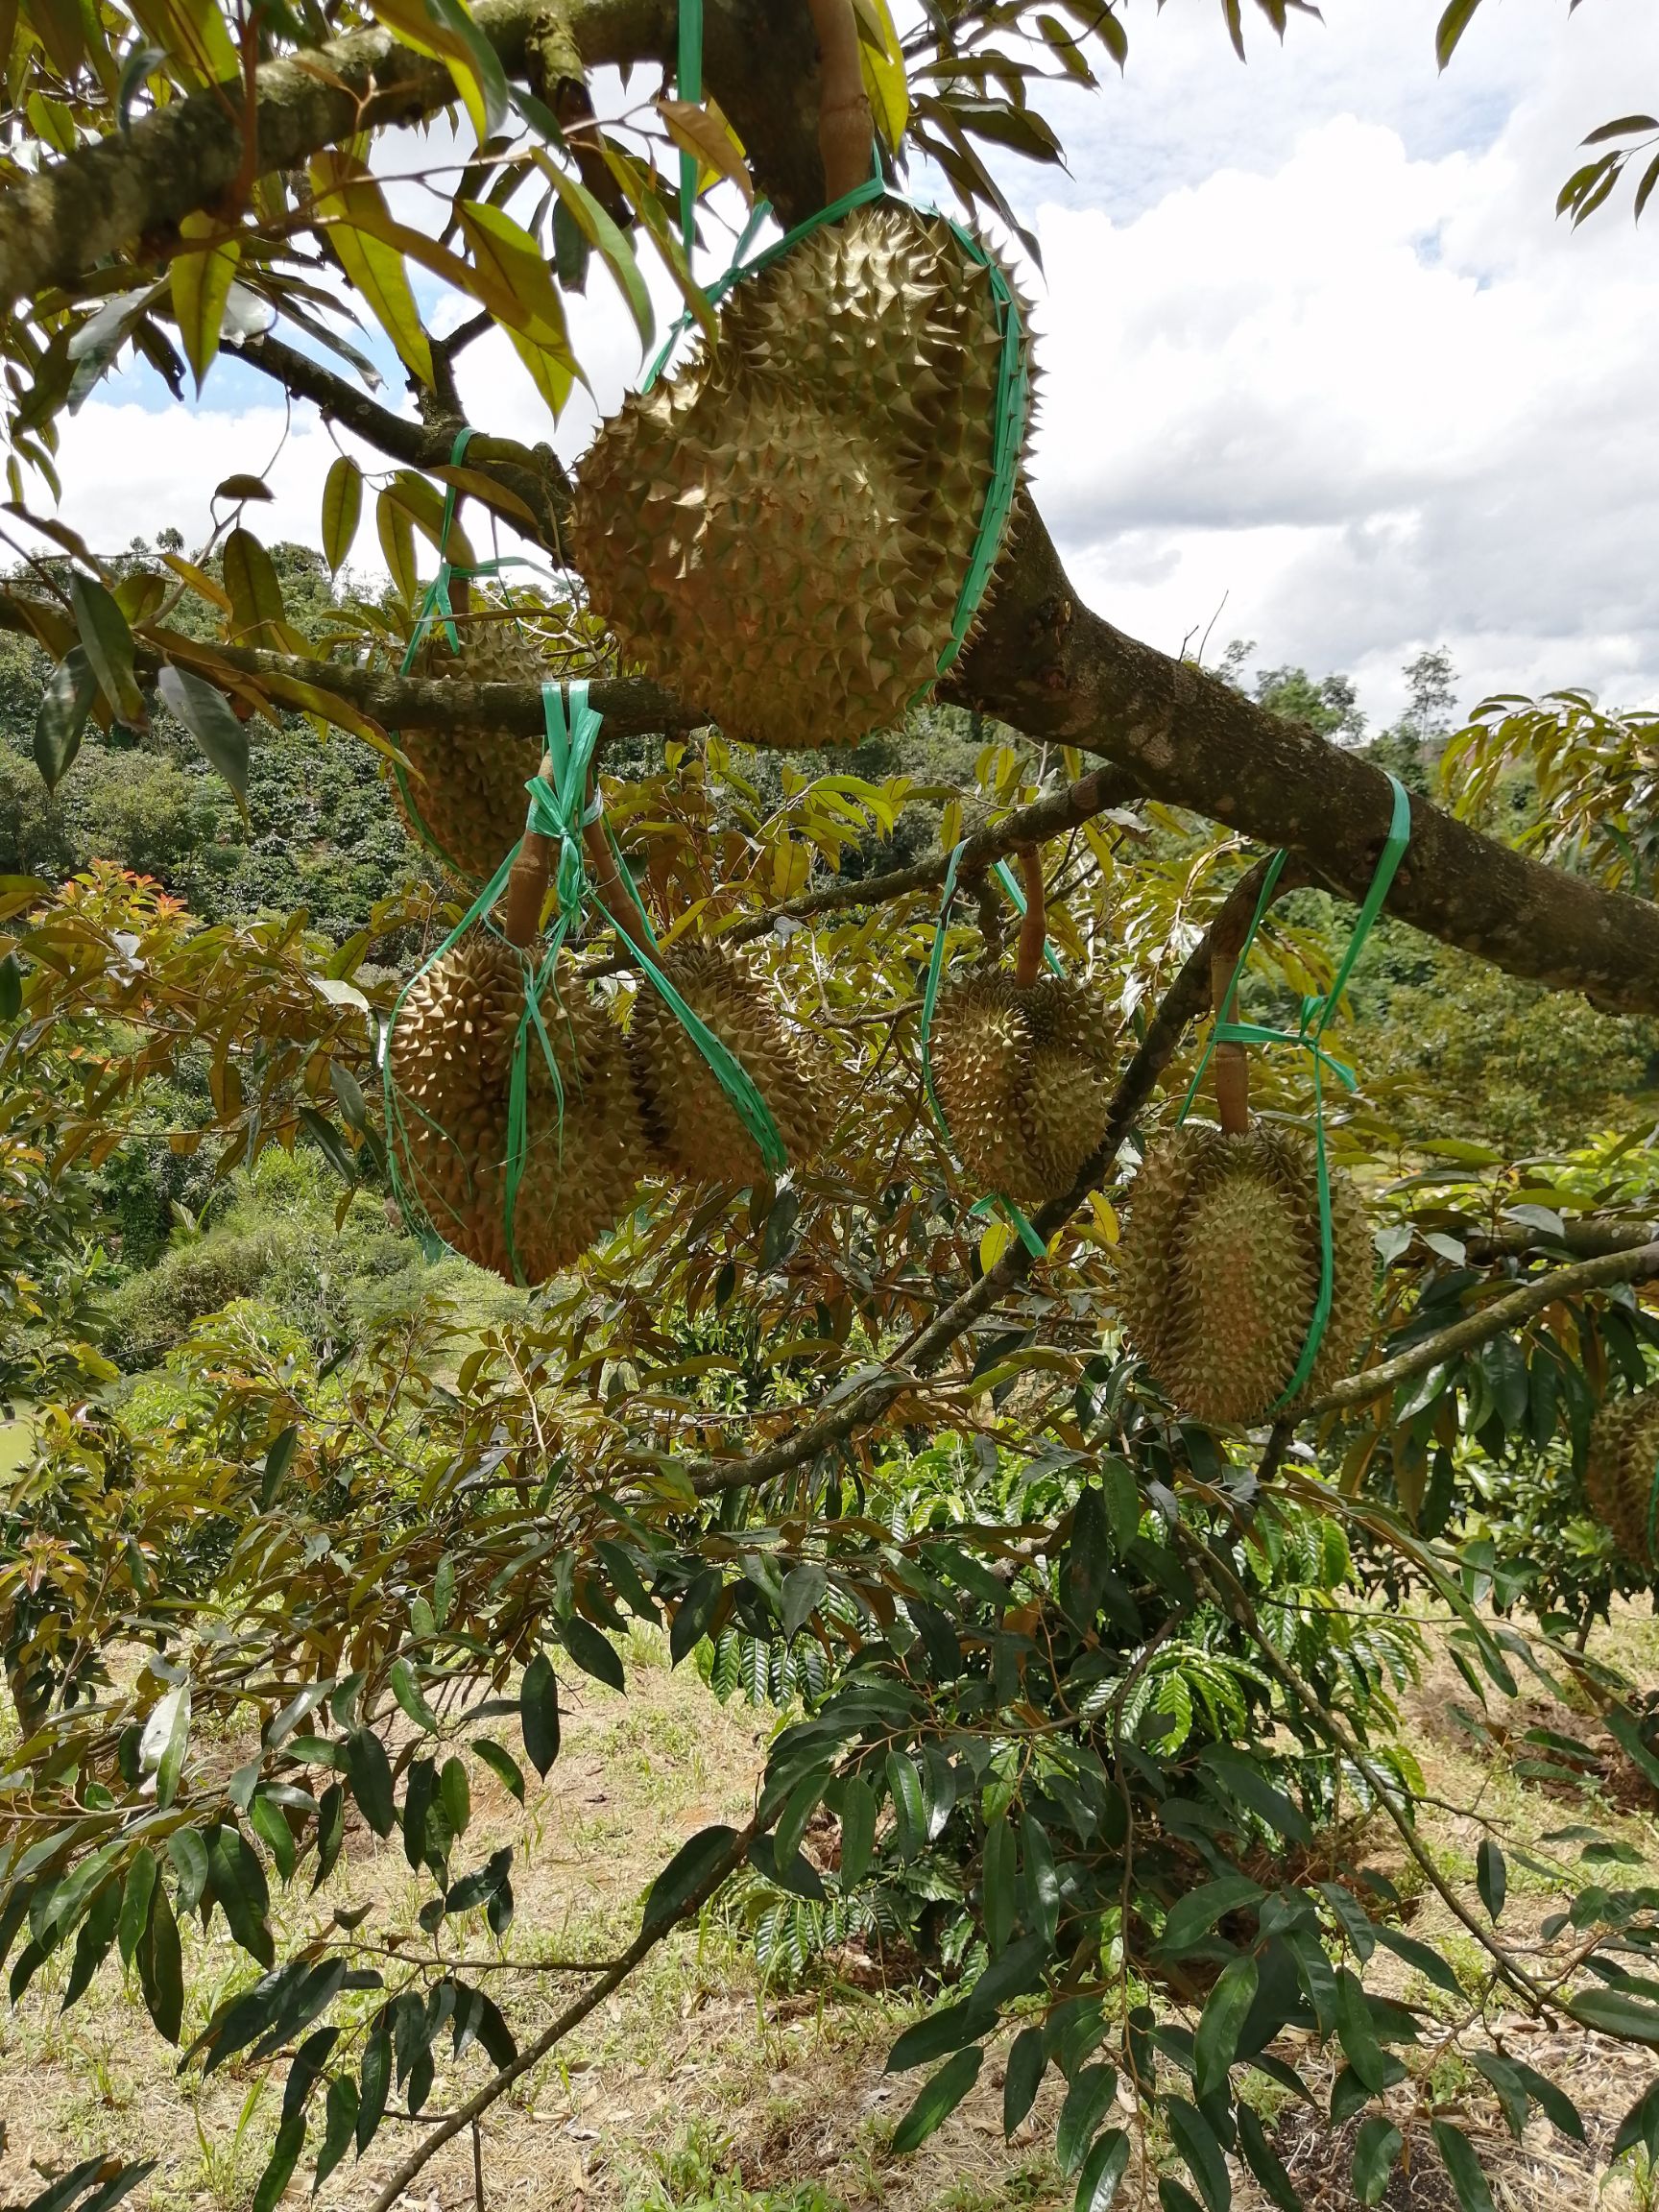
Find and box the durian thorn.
[807,0,875,203]
[1014,844,1047,990]
[503,749,555,949]
[1211,941,1251,1137]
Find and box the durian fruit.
[1584,1390,1659,1567]
[393,619,546,879]
[389,933,650,1283]
[631,942,838,1185]
[569,202,1023,749]
[1114,1123,1372,1425]
[928,974,1115,1207]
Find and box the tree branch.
[12,0,1659,1015]
[366,1808,767,2212]
[721,767,1139,946]
[1306,1238,1659,1417]
[683,856,1290,1499]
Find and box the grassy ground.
[3,1609,1659,2212]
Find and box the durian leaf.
[456,202,574,359]
[321,456,362,574]
[170,210,240,390]
[308,155,435,385]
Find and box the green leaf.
[1612,2079,1659,2163]
[519,1650,561,1777]
[171,210,240,388]
[313,1784,345,1891]
[260,1425,298,1510]
[1003,2025,1045,2138]
[62,1878,121,2008]
[321,454,363,573]
[1476,1838,1505,1922]
[1198,1747,1312,1846]
[356,2024,392,2152]
[1098,1456,1142,1548]
[206,1823,275,1967]
[315,2071,359,2186]
[139,1683,190,1812]
[165,1829,209,1914]
[70,573,145,724]
[642,1823,737,1936]
[1021,1813,1059,1946]
[344,1728,396,1838]
[1165,2096,1231,2212]
[439,1755,470,1838]
[1353,2116,1402,2205]
[564,1614,625,1691]
[0,952,18,1022]
[34,646,99,792]
[252,2114,305,2212]
[1237,2104,1301,2212]
[299,1105,357,1185]
[1334,1967,1391,2093]
[1566,1985,1659,2044]
[886,1751,926,1862]
[886,1999,986,2074]
[1161,1876,1264,1956]
[1504,2058,1583,2140]
[389,1657,440,1735]
[136,1879,182,2044]
[472,1738,526,1803]
[781,1561,827,1638]
[1369,1922,1464,1997]
[838,1774,875,1888]
[1073,2129,1130,2212]
[890,2044,982,2153]
[534,154,655,349]
[1431,2119,1497,2212]
[1062,1481,1111,1623]
[156,665,250,800]
[1435,0,1485,69]
[222,525,287,639]
[983,1812,1016,1953]
[117,1849,156,1968]
[1056,2062,1118,2176]
[1194,1953,1258,2104]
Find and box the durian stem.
[1014,845,1047,990]
[503,750,554,949]
[806,0,875,204]
[1211,940,1251,1138]
[584,817,650,959]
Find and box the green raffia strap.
[990,855,1066,980]
[678,0,702,260]
[1174,774,1412,1411]
[528,680,789,1180]
[636,152,1030,677]
[918,840,1046,1262]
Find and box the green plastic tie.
[677,0,702,261]
[918,840,1047,1262]
[1175,774,1413,1411]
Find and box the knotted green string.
[1177,774,1413,1409]
[918,840,1050,1262]
[385,680,788,1285]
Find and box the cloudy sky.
[38,0,1659,729]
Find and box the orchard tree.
[6,3,1659,2210]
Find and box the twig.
[1306,1239,1659,1417]
[366,1811,767,2211]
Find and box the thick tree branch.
[10,1,1659,1014]
[946,497,1659,1014]
[1306,1238,1659,1418]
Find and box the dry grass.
[4,1604,1659,2212]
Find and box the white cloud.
[32,0,1659,729]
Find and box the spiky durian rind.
[1585,1390,1659,1568]
[1114,1123,1372,1426]
[389,935,651,1282]
[631,943,838,1185]
[569,203,1028,750]
[392,623,546,880]
[929,974,1116,1207]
